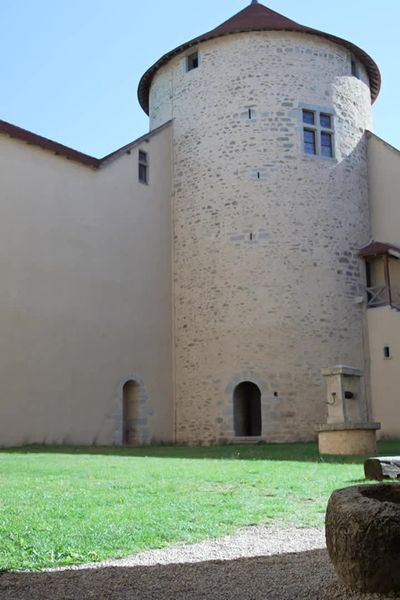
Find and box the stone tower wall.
[149,31,373,443]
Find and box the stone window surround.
[185,49,199,72]
[351,58,360,79]
[298,102,337,161]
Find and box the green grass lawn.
[0,441,398,571]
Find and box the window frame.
[351,59,360,79]
[138,149,149,184]
[301,106,335,159]
[186,51,199,72]
[303,128,317,155]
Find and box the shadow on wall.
[0,549,351,600]
[1,440,399,464]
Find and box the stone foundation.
[318,423,380,455]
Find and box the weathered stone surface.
[364,457,400,481]
[317,424,380,455]
[150,31,373,444]
[326,484,400,593]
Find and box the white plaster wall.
[150,31,373,443]
[0,125,173,447]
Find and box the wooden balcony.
[367,286,400,310]
[366,286,388,307]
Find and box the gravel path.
[1,525,399,599]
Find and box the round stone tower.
[138,2,381,444]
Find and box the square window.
[320,113,332,129]
[303,110,315,125]
[304,129,316,155]
[186,52,199,72]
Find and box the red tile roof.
[0,119,100,168]
[138,2,381,114]
[359,241,400,258]
[0,119,171,169]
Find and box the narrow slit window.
[186,51,199,72]
[384,346,391,359]
[351,59,360,79]
[138,150,148,184]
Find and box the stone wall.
[150,31,373,443]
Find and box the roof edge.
[0,119,172,169]
[99,120,172,167]
[138,11,381,114]
[359,240,400,258]
[0,120,99,168]
[366,131,400,157]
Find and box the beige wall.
[151,31,373,443]
[368,133,400,246]
[368,307,400,438]
[367,133,400,438]
[0,124,173,447]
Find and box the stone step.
[233,437,264,444]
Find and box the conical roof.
[138,2,380,114]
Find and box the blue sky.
[0,0,398,157]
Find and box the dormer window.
[186,51,199,72]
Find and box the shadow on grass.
[0,549,350,600]
[1,440,398,464]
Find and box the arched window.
[122,380,140,444]
[233,381,262,437]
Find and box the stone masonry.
[149,31,373,443]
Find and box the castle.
[1,1,399,447]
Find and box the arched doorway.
[233,381,262,437]
[122,380,140,444]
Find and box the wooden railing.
[366,286,388,307]
[367,286,400,309]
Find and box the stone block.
[326,484,400,593]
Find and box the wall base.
[317,423,381,455]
